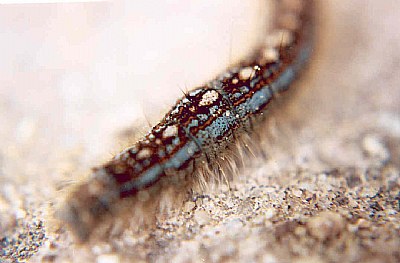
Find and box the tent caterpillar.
[60,0,315,242]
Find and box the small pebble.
[194,210,211,226]
[307,211,345,241]
[292,189,303,198]
[264,208,276,220]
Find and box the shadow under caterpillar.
[59,0,315,242]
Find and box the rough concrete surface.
[0,1,399,262]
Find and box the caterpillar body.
[60,0,315,241]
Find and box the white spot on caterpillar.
[199,90,219,106]
[239,67,254,80]
[189,89,202,97]
[136,148,152,159]
[163,125,178,138]
[129,145,138,154]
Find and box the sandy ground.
[0,1,399,262]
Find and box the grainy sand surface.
[1,1,399,262]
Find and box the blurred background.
[0,1,399,262]
[0,0,267,161]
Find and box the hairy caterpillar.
[59,0,315,242]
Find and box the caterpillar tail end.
[56,170,119,242]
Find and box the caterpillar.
[59,0,315,242]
